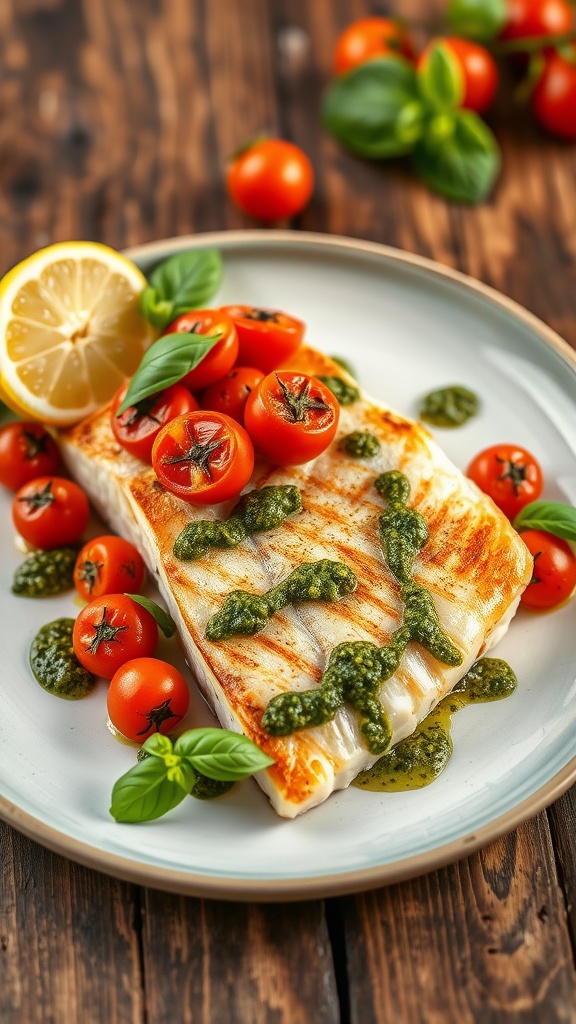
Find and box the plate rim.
[2,228,575,902]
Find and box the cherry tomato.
[107,657,190,742]
[532,48,576,140]
[12,476,90,550]
[163,309,239,391]
[334,17,414,75]
[74,535,146,601]
[200,366,265,423]
[220,305,305,374]
[418,38,499,113]
[519,529,576,609]
[73,594,158,679]
[500,0,572,41]
[244,371,339,466]
[467,444,543,519]
[0,421,60,491]
[111,383,199,463]
[226,139,314,221]
[152,410,254,505]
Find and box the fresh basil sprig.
[418,42,463,112]
[116,330,221,415]
[110,729,275,823]
[446,0,507,42]
[513,502,576,542]
[140,249,223,330]
[413,108,500,204]
[126,594,176,637]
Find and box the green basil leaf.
[126,594,177,637]
[142,733,174,759]
[116,331,220,414]
[174,728,275,781]
[446,0,506,41]
[140,249,223,330]
[323,56,424,158]
[417,42,464,111]
[110,756,194,823]
[413,109,500,204]
[513,502,576,541]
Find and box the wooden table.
[2,1,576,1021]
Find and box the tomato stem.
[244,309,279,323]
[85,606,129,654]
[161,422,224,479]
[496,456,528,496]
[122,395,162,427]
[77,558,104,594]
[275,374,330,423]
[137,697,181,736]
[17,480,55,511]
[22,429,51,460]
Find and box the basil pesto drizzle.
[418,385,479,428]
[262,471,462,755]
[206,560,358,641]
[353,657,517,791]
[30,619,95,700]
[12,547,77,598]
[339,431,381,459]
[173,484,302,561]
[317,375,360,406]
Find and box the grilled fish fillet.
[59,347,532,818]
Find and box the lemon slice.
[0,241,155,426]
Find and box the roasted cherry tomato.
[418,38,499,113]
[107,657,190,742]
[163,309,239,391]
[334,17,414,75]
[200,366,265,423]
[0,421,60,491]
[111,383,199,463]
[519,529,576,609]
[152,410,254,505]
[73,594,158,679]
[74,535,146,601]
[244,371,339,466]
[467,444,543,519]
[500,0,572,41]
[12,476,89,550]
[226,139,314,221]
[220,305,305,374]
[532,48,576,140]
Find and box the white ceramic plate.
[2,231,576,901]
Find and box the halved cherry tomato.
[74,535,146,601]
[500,0,572,41]
[111,383,199,463]
[107,657,190,742]
[226,139,314,221]
[12,476,90,550]
[73,594,158,679]
[200,366,265,423]
[467,444,543,519]
[0,421,60,491]
[532,48,576,140]
[164,310,239,391]
[519,529,576,609]
[334,17,414,75]
[244,371,339,466]
[418,38,499,113]
[220,305,305,374]
[151,410,254,505]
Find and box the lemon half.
[0,241,155,426]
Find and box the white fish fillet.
[59,346,532,818]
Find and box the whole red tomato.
[73,594,158,679]
[74,535,146,601]
[244,371,339,466]
[152,410,254,505]
[500,0,572,40]
[164,310,239,391]
[519,529,576,609]
[111,382,199,463]
[532,48,576,139]
[220,305,305,373]
[418,38,499,113]
[333,17,413,75]
[12,476,90,550]
[226,139,314,221]
[0,421,60,491]
[107,657,190,742]
[201,366,265,423]
[467,444,543,519]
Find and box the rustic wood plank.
[0,822,143,1024]
[548,792,576,954]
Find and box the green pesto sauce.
[353,658,517,791]
[206,560,357,641]
[262,471,463,755]
[12,547,77,598]
[317,375,360,406]
[137,747,234,799]
[30,618,95,700]
[173,484,302,562]
[339,431,381,459]
[330,355,357,381]
[419,385,479,428]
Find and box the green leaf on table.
[140,248,223,330]
[513,501,576,541]
[174,728,275,781]
[417,42,464,112]
[126,594,177,637]
[110,755,195,823]
[322,56,424,159]
[446,0,507,41]
[116,331,220,414]
[413,108,500,204]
